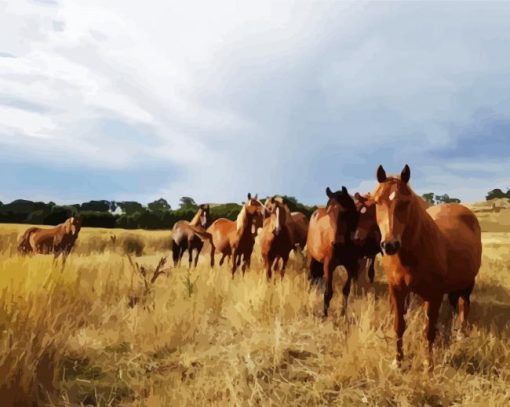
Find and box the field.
[1,204,510,406]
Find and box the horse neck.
[402,192,440,251]
[189,209,202,226]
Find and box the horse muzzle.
[381,240,401,256]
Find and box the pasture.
[1,211,510,406]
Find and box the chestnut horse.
[171,204,213,268]
[208,193,264,276]
[373,165,482,368]
[259,197,294,279]
[263,196,309,252]
[353,192,381,283]
[18,217,82,261]
[306,187,359,317]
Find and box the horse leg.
[209,243,215,268]
[187,242,194,269]
[323,258,334,318]
[389,284,409,365]
[264,253,273,280]
[423,296,442,371]
[194,246,201,268]
[280,253,289,280]
[368,256,375,284]
[455,282,475,338]
[341,270,354,317]
[231,249,238,278]
[172,242,180,267]
[219,253,227,266]
[308,257,323,285]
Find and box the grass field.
[1,205,510,406]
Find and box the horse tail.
[17,227,38,254]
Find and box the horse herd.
[15,165,482,368]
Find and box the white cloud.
[1,0,510,204]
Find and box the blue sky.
[1,0,510,206]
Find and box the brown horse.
[353,192,381,284]
[263,196,309,252]
[18,217,82,261]
[171,204,213,268]
[207,193,264,276]
[259,197,294,279]
[373,165,482,368]
[306,186,360,317]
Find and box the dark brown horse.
[207,193,264,276]
[259,197,294,279]
[373,165,482,368]
[353,192,381,284]
[171,204,213,268]
[306,187,360,317]
[18,217,82,261]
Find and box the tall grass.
[0,224,509,405]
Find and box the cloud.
[1,1,510,205]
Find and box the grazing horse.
[353,192,381,283]
[171,204,213,268]
[208,193,264,276]
[373,165,482,368]
[306,187,359,317]
[263,196,309,251]
[259,197,294,279]
[18,217,82,261]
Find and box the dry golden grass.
[1,217,509,406]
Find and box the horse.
[259,197,294,279]
[18,217,82,262]
[306,186,360,317]
[373,164,482,368]
[171,204,213,268]
[263,196,309,252]
[353,192,381,284]
[207,193,264,276]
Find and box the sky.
[1,0,510,207]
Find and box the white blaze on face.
[275,207,281,235]
[389,191,397,201]
[200,211,207,227]
[360,206,367,214]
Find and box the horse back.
[207,218,236,253]
[306,208,335,262]
[427,203,482,284]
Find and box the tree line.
[0,196,316,230]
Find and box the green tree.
[435,194,461,204]
[179,196,197,210]
[148,198,171,212]
[422,192,435,205]
[486,188,508,201]
[116,201,144,215]
[80,200,112,212]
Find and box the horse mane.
[190,207,202,227]
[236,205,248,232]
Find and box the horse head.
[325,186,358,245]
[373,164,413,255]
[353,192,379,246]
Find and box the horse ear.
[342,186,348,195]
[401,164,411,184]
[326,187,333,198]
[354,192,361,200]
[254,193,258,200]
[270,197,275,203]
[377,165,387,183]
[247,193,251,200]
